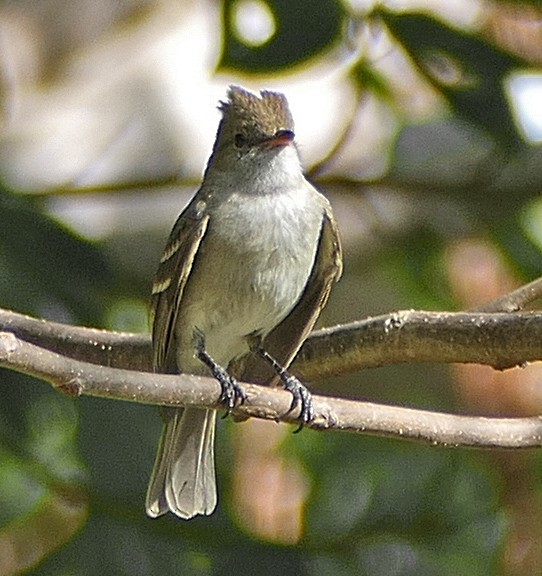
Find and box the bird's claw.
[283,373,314,431]
[252,344,314,430]
[194,327,246,414]
[218,372,247,412]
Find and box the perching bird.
[146,86,342,519]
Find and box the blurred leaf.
[492,0,542,5]
[26,394,83,483]
[298,432,503,575]
[0,491,87,576]
[390,118,494,190]
[379,10,526,151]
[220,0,344,72]
[0,448,45,526]
[0,371,88,575]
[380,225,457,311]
[105,297,149,332]
[491,216,542,279]
[351,59,394,103]
[0,186,115,323]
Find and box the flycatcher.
[146,85,342,519]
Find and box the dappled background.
[1,0,542,574]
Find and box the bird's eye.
[234,133,247,148]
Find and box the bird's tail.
[145,407,217,519]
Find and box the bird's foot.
[254,345,314,430]
[193,327,246,412]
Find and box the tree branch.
[2,331,542,449]
[2,307,542,380]
[0,307,152,371]
[2,274,542,451]
[298,309,542,378]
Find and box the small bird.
[146,85,342,519]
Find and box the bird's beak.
[261,129,295,149]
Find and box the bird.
[146,85,342,519]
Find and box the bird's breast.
[176,186,325,369]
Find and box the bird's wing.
[150,202,210,372]
[147,200,215,520]
[234,204,343,383]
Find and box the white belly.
[175,184,325,372]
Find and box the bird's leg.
[193,327,246,411]
[248,337,314,428]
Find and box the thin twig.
[471,276,542,313]
[25,176,201,198]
